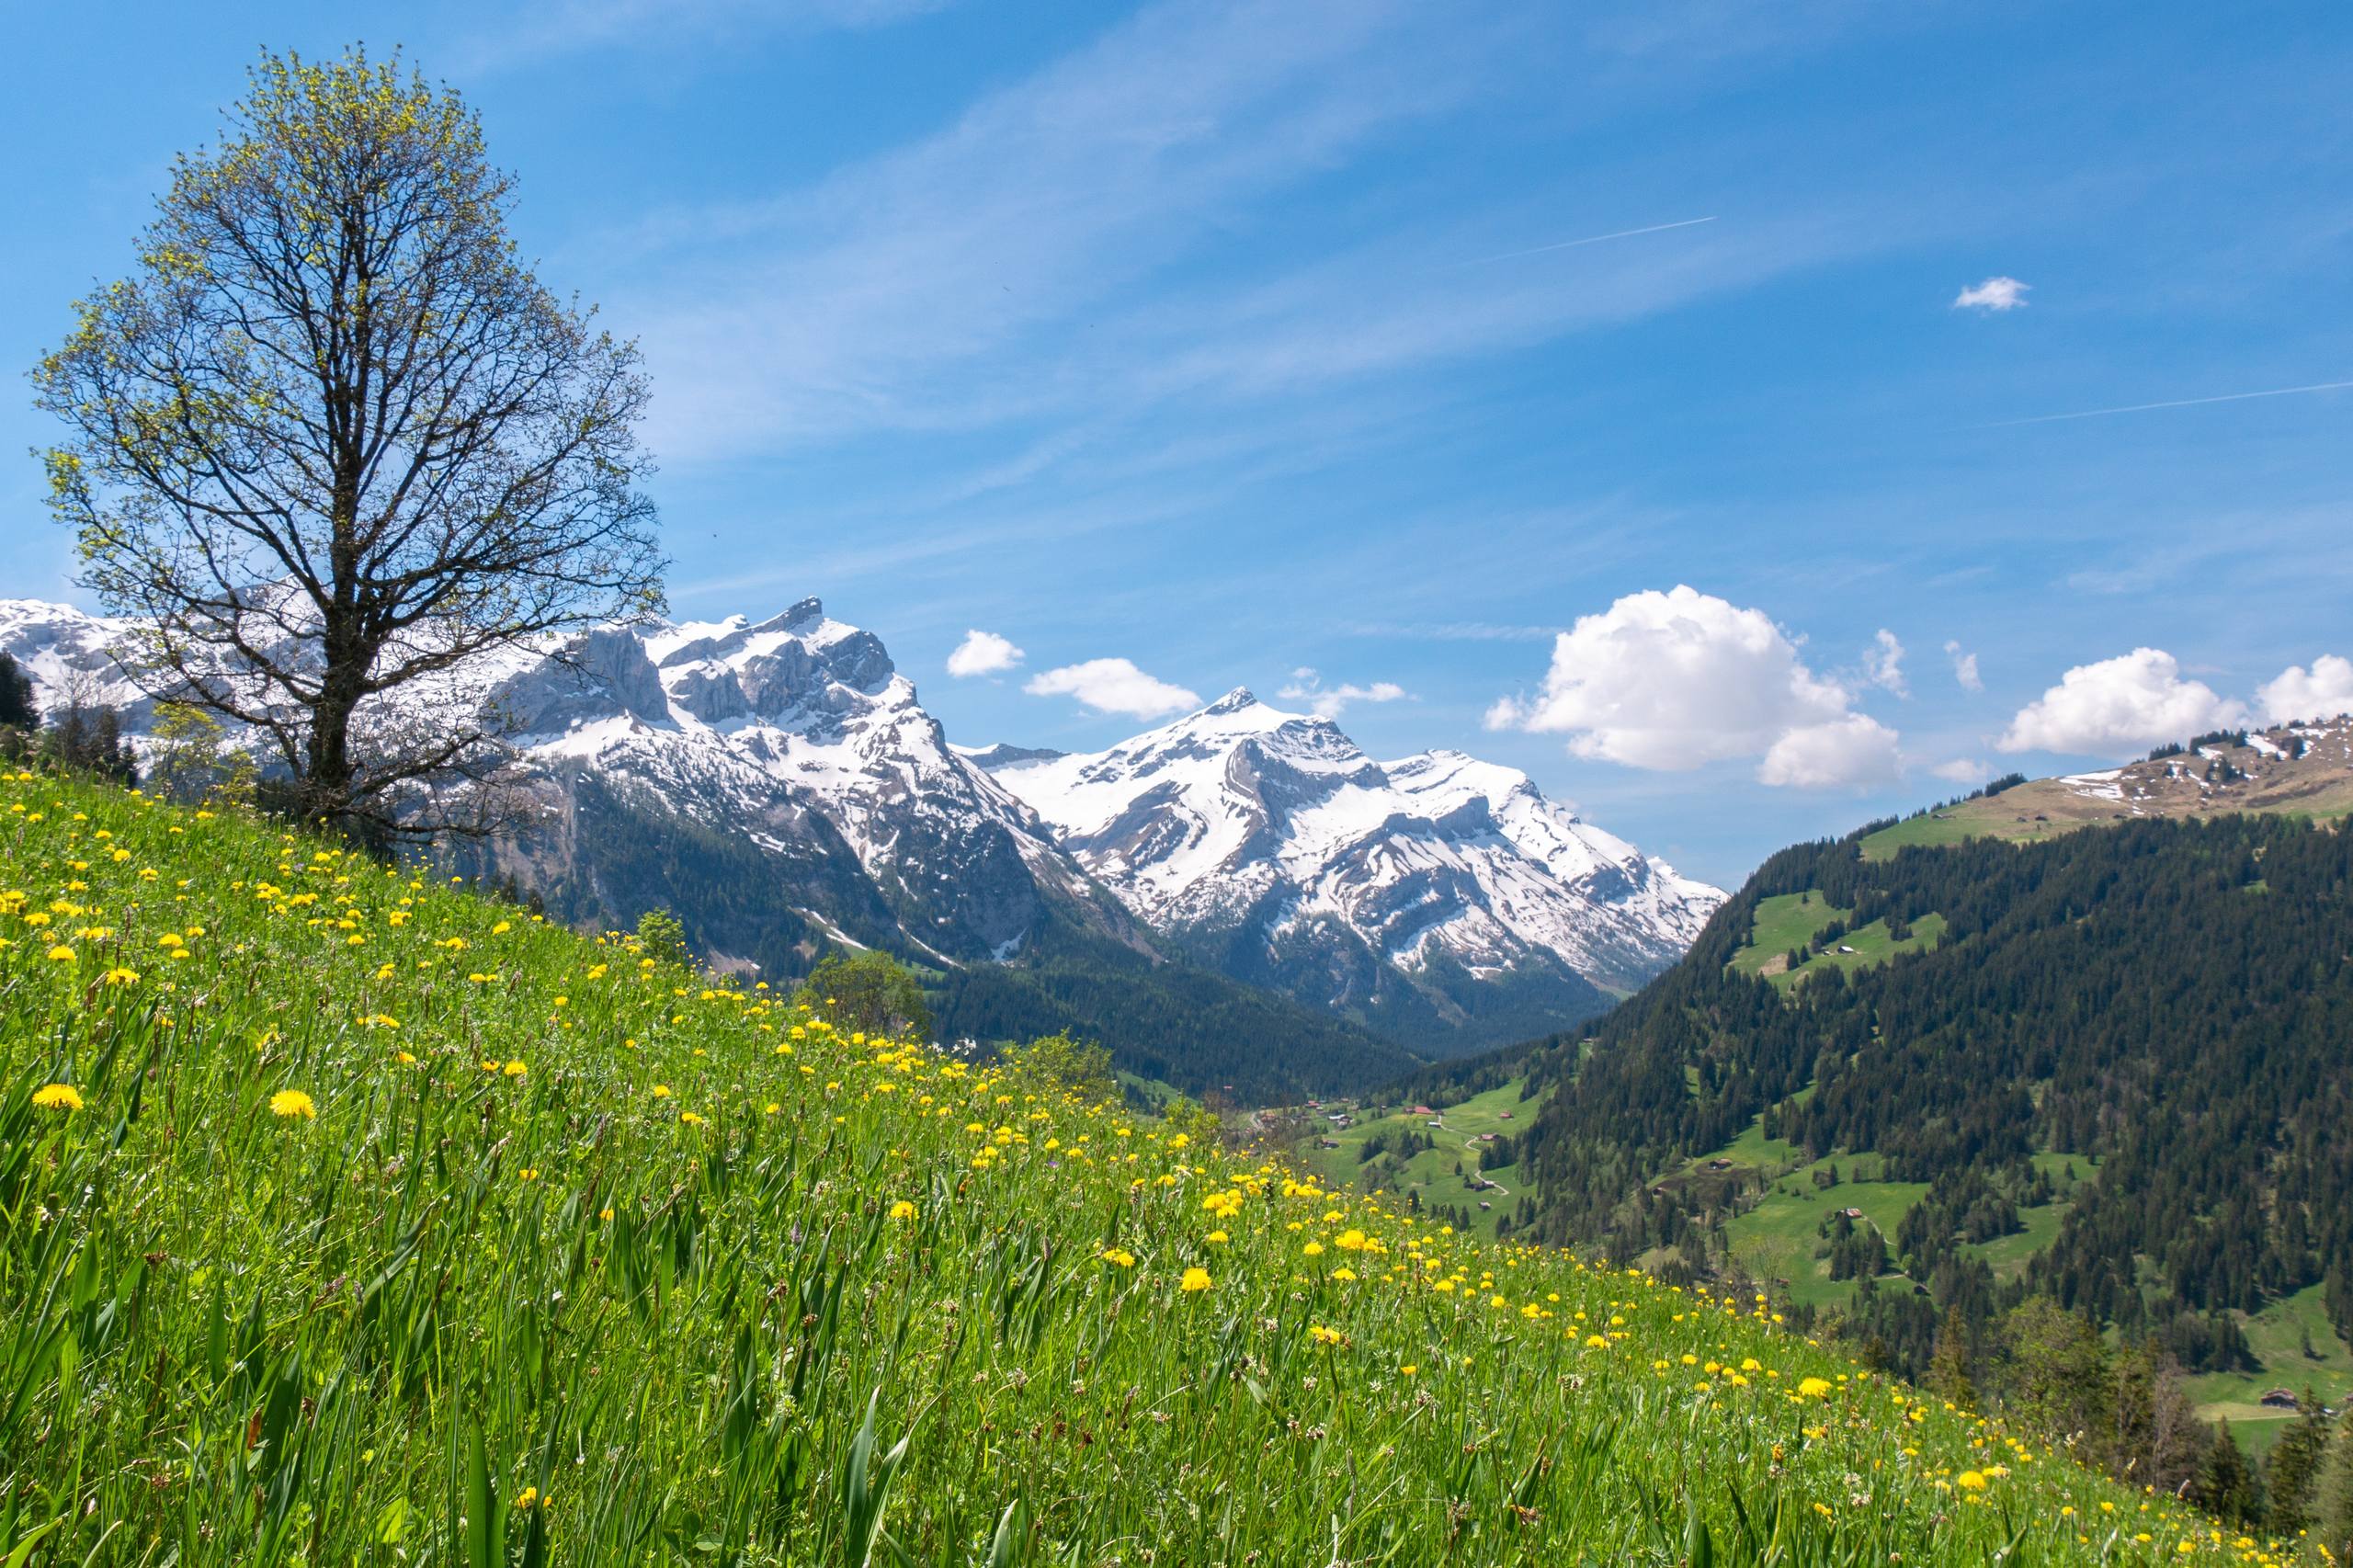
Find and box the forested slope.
[1503,812,2353,1360]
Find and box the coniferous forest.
[1498,813,2353,1356]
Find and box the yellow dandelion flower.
[32,1083,84,1112]
[1179,1266,1212,1293]
[268,1089,317,1119]
[888,1199,917,1221]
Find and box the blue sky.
[5,0,2349,886]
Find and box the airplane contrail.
[1972,380,2353,429]
[1457,216,1718,267]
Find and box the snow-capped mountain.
[972,688,1722,1028]
[0,595,1135,972]
[0,596,1718,1064]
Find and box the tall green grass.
[0,771,2299,1562]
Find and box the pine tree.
[1928,1304,1975,1410]
[2320,1419,2353,1565]
[2263,1390,2330,1535]
[2196,1420,2260,1526]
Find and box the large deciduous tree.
[33,48,665,831]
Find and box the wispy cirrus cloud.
[459,0,952,72]
[608,0,1852,470]
[1974,379,2353,430]
[1278,668,1409,720]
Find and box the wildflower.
[679,1110,705,1126]
[503,1059,527,1077]
[650,1084,672,1098]
[889,1199,917,1221]
[1309,1324,1347,1346]
[102,967,140,986]
[1956,1471,1988,1492]
[1179,1266,1212,1293]
[1205,1230,1230,1244]
[1099,1248,1137,1268]
[1798,1376,1834,1399]
[268,1089,317,1119]
[32,1083,84,1112]
[46,944,74,962]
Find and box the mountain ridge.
[0,593,1716,1084]
[979,685,1721,1042]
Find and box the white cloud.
[1943,639,1983,692]
[1860,629,1905,696]
[1278,668,1408,720]
[1025,658,1201,721]
[1484,585,1898,787]
[1930,757,1990,785]
[1758,715,1904,790]
[2255,654,2353,722]
[1997,648,2245,755]
[1953,276,2029,312]
[945,629,1024,677]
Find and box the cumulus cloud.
[1954,276,2029,312]
[2255,654,2353,722]
[1278,667,1408,720]
[1860,630,1905,696]
[1930,757,1990,785]
[1758,715,1904,789]
[1944,640,1983,692]
[1997,648,2245,755]
[1484,585,1897,787]
[945,629,1025,677]
[1025,658,1201,721]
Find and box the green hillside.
[1857,718,2353,863]
[1443,792,2353,1522]
[1291,1078,1545,1240]
[1728,891,1947,988]
[0,767,2297,1562]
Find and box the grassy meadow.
[1727,892,1946,989]
[1297,1081,1539,1242]
[1,769,2314,1563]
